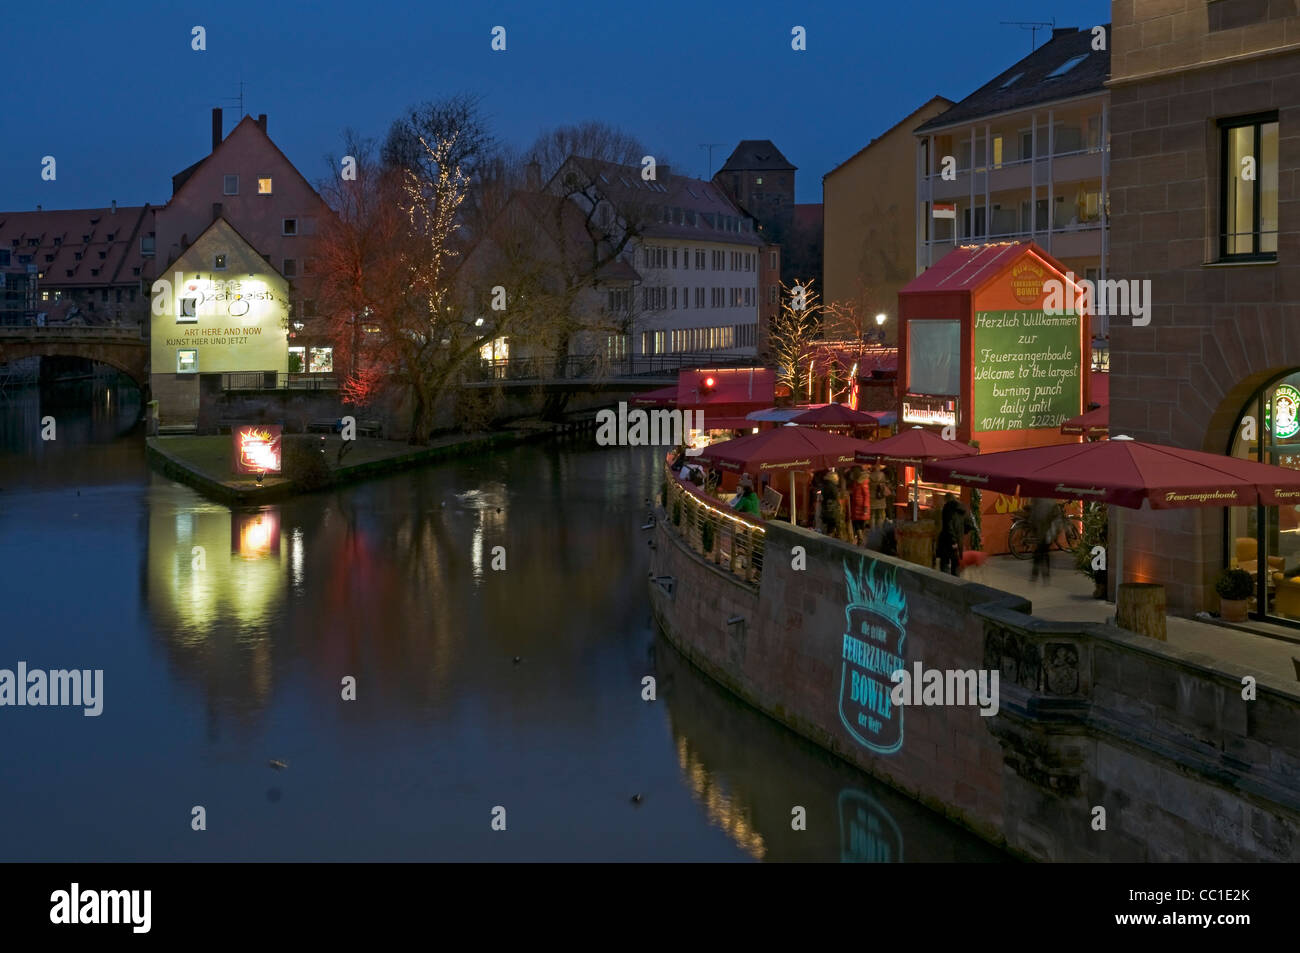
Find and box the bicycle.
[1008,504,1083,560]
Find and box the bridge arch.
[0,328,149,390]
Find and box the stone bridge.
[0,326,149,389]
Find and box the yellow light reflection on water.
[675,735,766,859]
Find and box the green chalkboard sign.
[973,310,1081,431]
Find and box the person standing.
[1028,497,1062,582]
[936,493,968,576]
[849,467,871,544]
[821,471,844,538]
[869,463,889,529]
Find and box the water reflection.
[655,632,1007,862]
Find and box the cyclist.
[1027,498,1064,581]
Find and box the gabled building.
[150,217,290,425]
[548,157,763,360]
[151,109,332,374]
[914,26,1111,333]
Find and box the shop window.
[288,346,305,374]
[1220,113,1278,260]
[177,349,198,373]
[258,177,273,194]
[224,175,239,195]
[308,347,333,373]
[1228,370,1300,622]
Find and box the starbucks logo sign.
[1274,385,1300,440]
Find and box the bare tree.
[770,279,822,401]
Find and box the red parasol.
[1060,405,1108,437]
[629,386,677,407]
[791,403,880,428]
[854,426,977,465]
[920,435,1300,588]
[695,428,877,525]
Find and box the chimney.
[525,160,541,191]
[212,107,223,151]
[212,202,222,222]
[111,200,117,214]
[258,114,267,133]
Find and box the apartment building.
[914,26,1112,333]
[549,157,763,360]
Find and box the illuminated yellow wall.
[150,218,290,375]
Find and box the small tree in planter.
[1215,568,1254,622]
[1073,503,1109,598]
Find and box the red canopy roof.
[791,403,880,427]
[1061,405,1108,436]
[629,386,677,407]
[696,427,875,476]
[921,438,1300,509]
[854,427,978,464]
[675,367,775,413]
[902,242,1063,295]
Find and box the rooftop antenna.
[698,143,726,180]
[222,75,245,118]
[1000,19,1055,52]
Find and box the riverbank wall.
[648,474,1300,861]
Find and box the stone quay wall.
[649,486,1300,861]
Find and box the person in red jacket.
[848,466,871,544]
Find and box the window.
[1046,55,1087,78]
[258,177,273,194]
[672,248,677,269]
[1220,113,1279,259]
[283,259,297,278]
[755,176,763,185]
[282,219,298,236]
[1000,71,1024,89]
[908,320,961,395]
[41,290,50,301]
[769,285,777,304]
[98,251,107,260]
[0,250,8,266]
[672,287,677,309]
[695,249,705,269]
[683,248,690,270]
[309,347,334,373]
[44,254,54,263]
[177,349,198,373]
[179,297,198,321]
[141,234,155,257]
[224,175,239,195]
[681,287,689,310]
[18,255,32,264]
[288,346,306,374]
[214,254,227,270]
[769,250,778,270]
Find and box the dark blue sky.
[5,0,1110,210]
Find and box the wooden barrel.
[1117,583,1167,641]
[896,520,938,569]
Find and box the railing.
[464,351,762,383]
[220,372,339,391]
[663,461,765,588]
[0,323,145,339]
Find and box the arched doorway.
[1227,368,1300,623]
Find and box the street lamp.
[873,312,888,345]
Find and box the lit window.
[224,175,239,195]
[755,176,763,185]
[258,177,273,194]
[41,290,50,300]
[288,346,306,373]
[177,349,198,373]
[282,219,298,236]
[214,254,227,270]
[179,297,198,321]
[1046,55,1087,78]
[308,347,333,373]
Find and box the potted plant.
[1215,568,1254,622]
[1073,503,1109,598]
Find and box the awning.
[629,386,677,407]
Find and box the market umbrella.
[855,426,979,520]
[695,427,876,525]
[921,434,1300,591]
[1060,405,1108,437]
[791,403,880,429]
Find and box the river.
[0,378,1005,861]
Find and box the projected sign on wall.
[838,557,909,754]
[233,425,282,474]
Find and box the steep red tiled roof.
[0,205,154,287]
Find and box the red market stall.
[897,241,1092,552]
